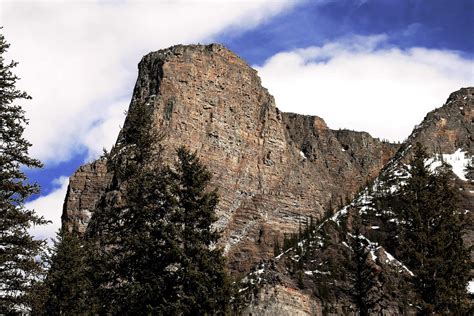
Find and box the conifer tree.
[85,100,177,314]
[389,143,470,313]
[42,228,93,315]
[347,218,379,316]
[0,30,48,313]
[85,100,232,313]
[170,147,233,315]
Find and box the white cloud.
[26,176,69,243]
[255,35,474,142]
[0,0,294,164]
[82,98,128,161]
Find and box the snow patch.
[383,249,415,277]
[468,280,474,294]
[341,241,351,249]
[304,270,331,276]
[330,206,348,224]
[427,149,471,181]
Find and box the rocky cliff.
[62,44,398,274]
[242,88,473,315]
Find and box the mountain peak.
[404,86,473,155]
[63,45,397,273]
[447,87,474,103]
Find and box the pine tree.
[347,218,379,315]
[0,30,48,313]
[85,99,232,313]
[170,147,233,314]
[88,148,233,314]
[85,100,178,314]
[42,228,93,315]
[392,143,470,313]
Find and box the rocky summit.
[61,44,472,314]
[62,44,397,273]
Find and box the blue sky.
[223,0,474,64]
[1,0,473,240]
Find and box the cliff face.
[61,159,109,233]
[62,44,397,273]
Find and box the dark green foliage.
[88,160,177,313]
[380,143,470,313]
[273,236,281,257]
[169,147,233,314]
[297,270,305,289]
[0,30,48,313]
[42,228,93,315]
[282,232,299,252]
[84,102,233,314]
[346,219,379,316]
[83,100,168,313]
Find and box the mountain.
[62,44,397,274]
[241,88,473,314]
[60,44,472,314]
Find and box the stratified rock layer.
[63,44,397,273]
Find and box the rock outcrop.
[61,159,110,233]
[406,87,473,154]
[62,44,397,274]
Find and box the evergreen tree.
[347,218,379,316]
[390,143,470,313]
[85,100,178,314]
[86,100,232,313]
[0,30,48,313]
[42,228,93,315]
[170,147,233,314]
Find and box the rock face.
[62,44,397,273]
[245,87,473,315]
[405,87,473,154]
[242,284,323,315]
[61,159,110,233]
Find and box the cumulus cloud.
[1,0,293,163]
[26,176,69,243]
[255,35,474,142]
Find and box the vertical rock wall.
[62,44,398,273]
